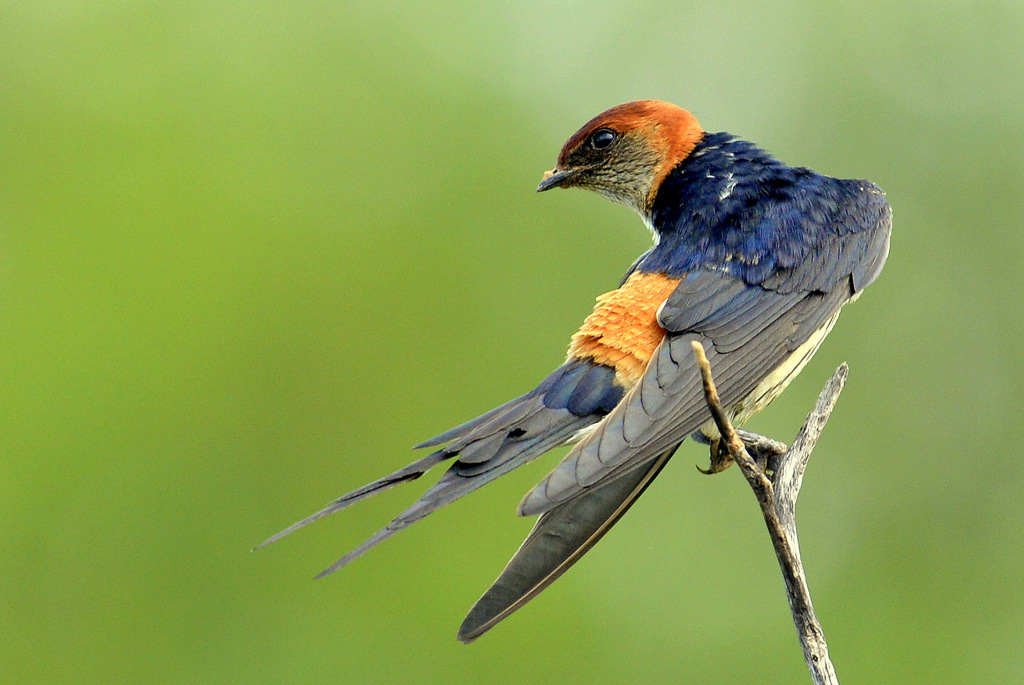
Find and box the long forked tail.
[255,359,620,575]
[457,443,680,643]
[254,450,450,550]
[254,409,590,566]
[255,389,567,551]
[253,388,556,552]
[310,416,590,578]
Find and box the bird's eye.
[588,128,617,150]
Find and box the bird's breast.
[567,271,681,386]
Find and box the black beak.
[536,167,583,192]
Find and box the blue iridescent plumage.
[639,132,890,294]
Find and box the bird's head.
[538,100,704,218]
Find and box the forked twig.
[691,341,846,685]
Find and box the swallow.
[259,100,891,643]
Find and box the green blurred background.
[2,1,1022,683]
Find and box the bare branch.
[690,341,844,685]
[771,364,848,563]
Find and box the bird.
[258,100,891,643]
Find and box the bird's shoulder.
[644,132,891,294]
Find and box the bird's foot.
[736,429,788,476]
[693,430,787,476]
[696,437,734,475]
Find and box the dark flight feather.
[457,445,677,643]
[256,359,622,568]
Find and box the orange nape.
[568,271,682,385]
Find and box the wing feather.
[520,279,853,516]
[458,445,678,643]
